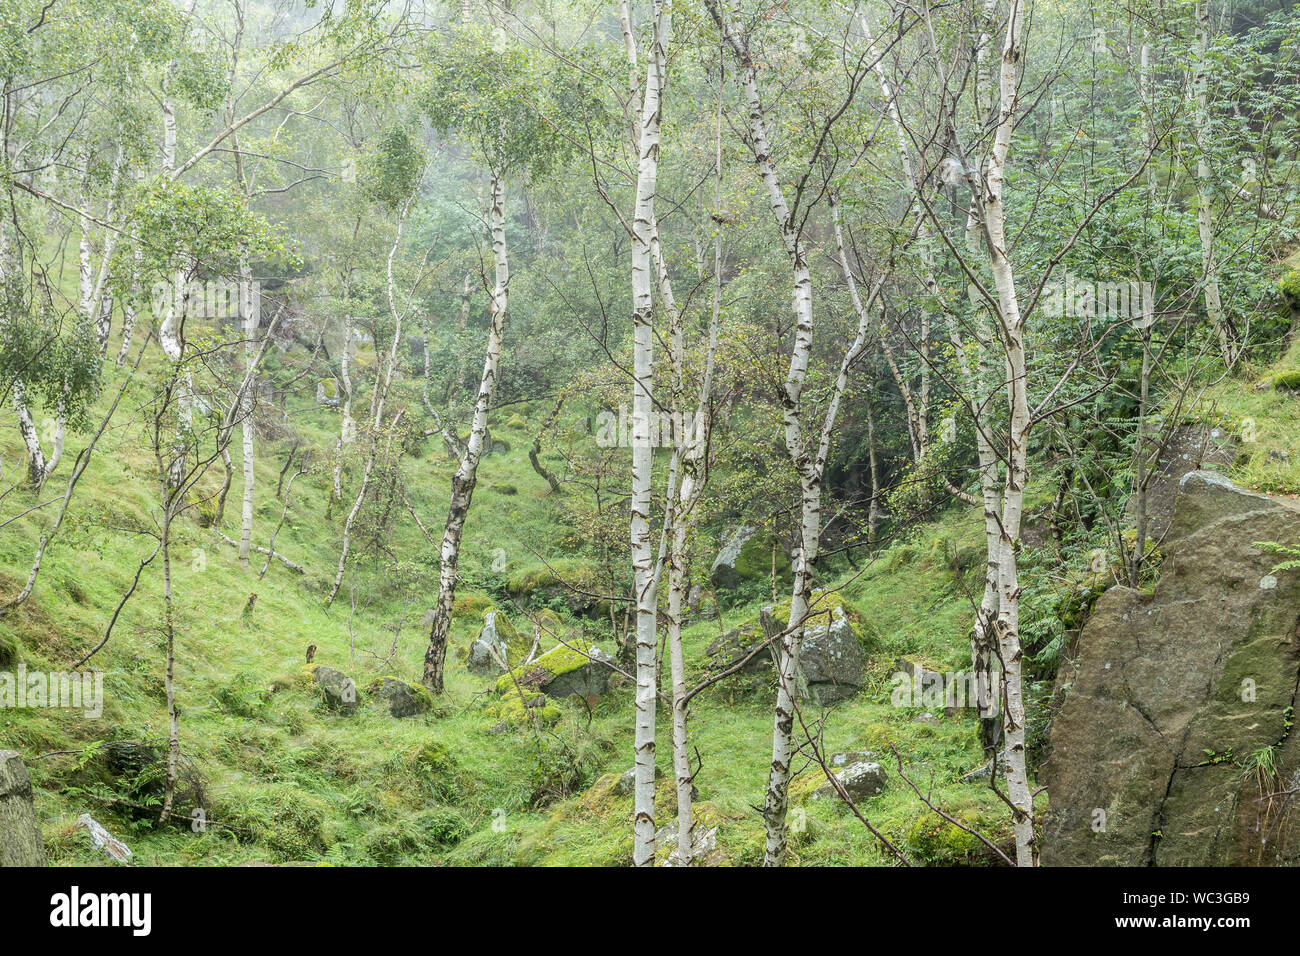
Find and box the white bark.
[628,0,671,868]
[710,0,875,867]
[422,173,510,693]
[979,0,1035,866]
[327,195,415,607]
[332,313,355,501]
[238,264,258,568]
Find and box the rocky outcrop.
[710,525,758,590]
[1043,471,1300,866]
[709,526,791,591]
[0,751,46,866]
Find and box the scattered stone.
[763,602,866,704]
[912,712,939,725]
[814,761,887,802]
[468,610,513,677]
[76,813,132,863]
[0,751,47,866]
[369,677,431,718]
[709,525,758,590]
[312,665,359,714]
[1268,447,1290,462]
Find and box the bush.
[1273,370,1300,390]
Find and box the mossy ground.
[25,255,1300,865]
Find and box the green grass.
[0,276,1013,866]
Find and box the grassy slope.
[9,266,1296,867]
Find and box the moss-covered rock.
[710,525,791,590]
[760,593,869,704]
[495,639,616,700]
[452,591,493,618]
[1273,369,1300,390]
[368,676,432,718]
[467,609,533,677]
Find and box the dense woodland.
[1,0,1299,868]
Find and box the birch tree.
[419,29,572,693]
[707,0,891,866]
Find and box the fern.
[1254,541,1300,575]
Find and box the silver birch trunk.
[627,0,671,868]
[422,172,509,693]
[238,263,258,568]
[980,0,1035,866]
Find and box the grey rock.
[709,525,757,590]
[618,765,664,795]
[370,678,430,718]
[656,823,721,866]
[1126,424,1236,539]
[312,666,359,714]
[1043,471,1300,865]
[814,761,887,802]
[468,611,511,677]
[705,628,774,676]
[763,604,866,704]
[0,751,47,866]
[540,646,615,699]
[76,813,132,863]
[912,712,939,725]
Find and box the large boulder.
[312,666,359,714]
[369,677,431,718]
[814,758,888,802]
[710,525,757,590]
[1042,471,1300,866]
[760,599,867,705]
[709,526,791,591]
[705,594,868,703]
[498,641,616,701]
[705,627,776,677]
[0,751,47,866]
